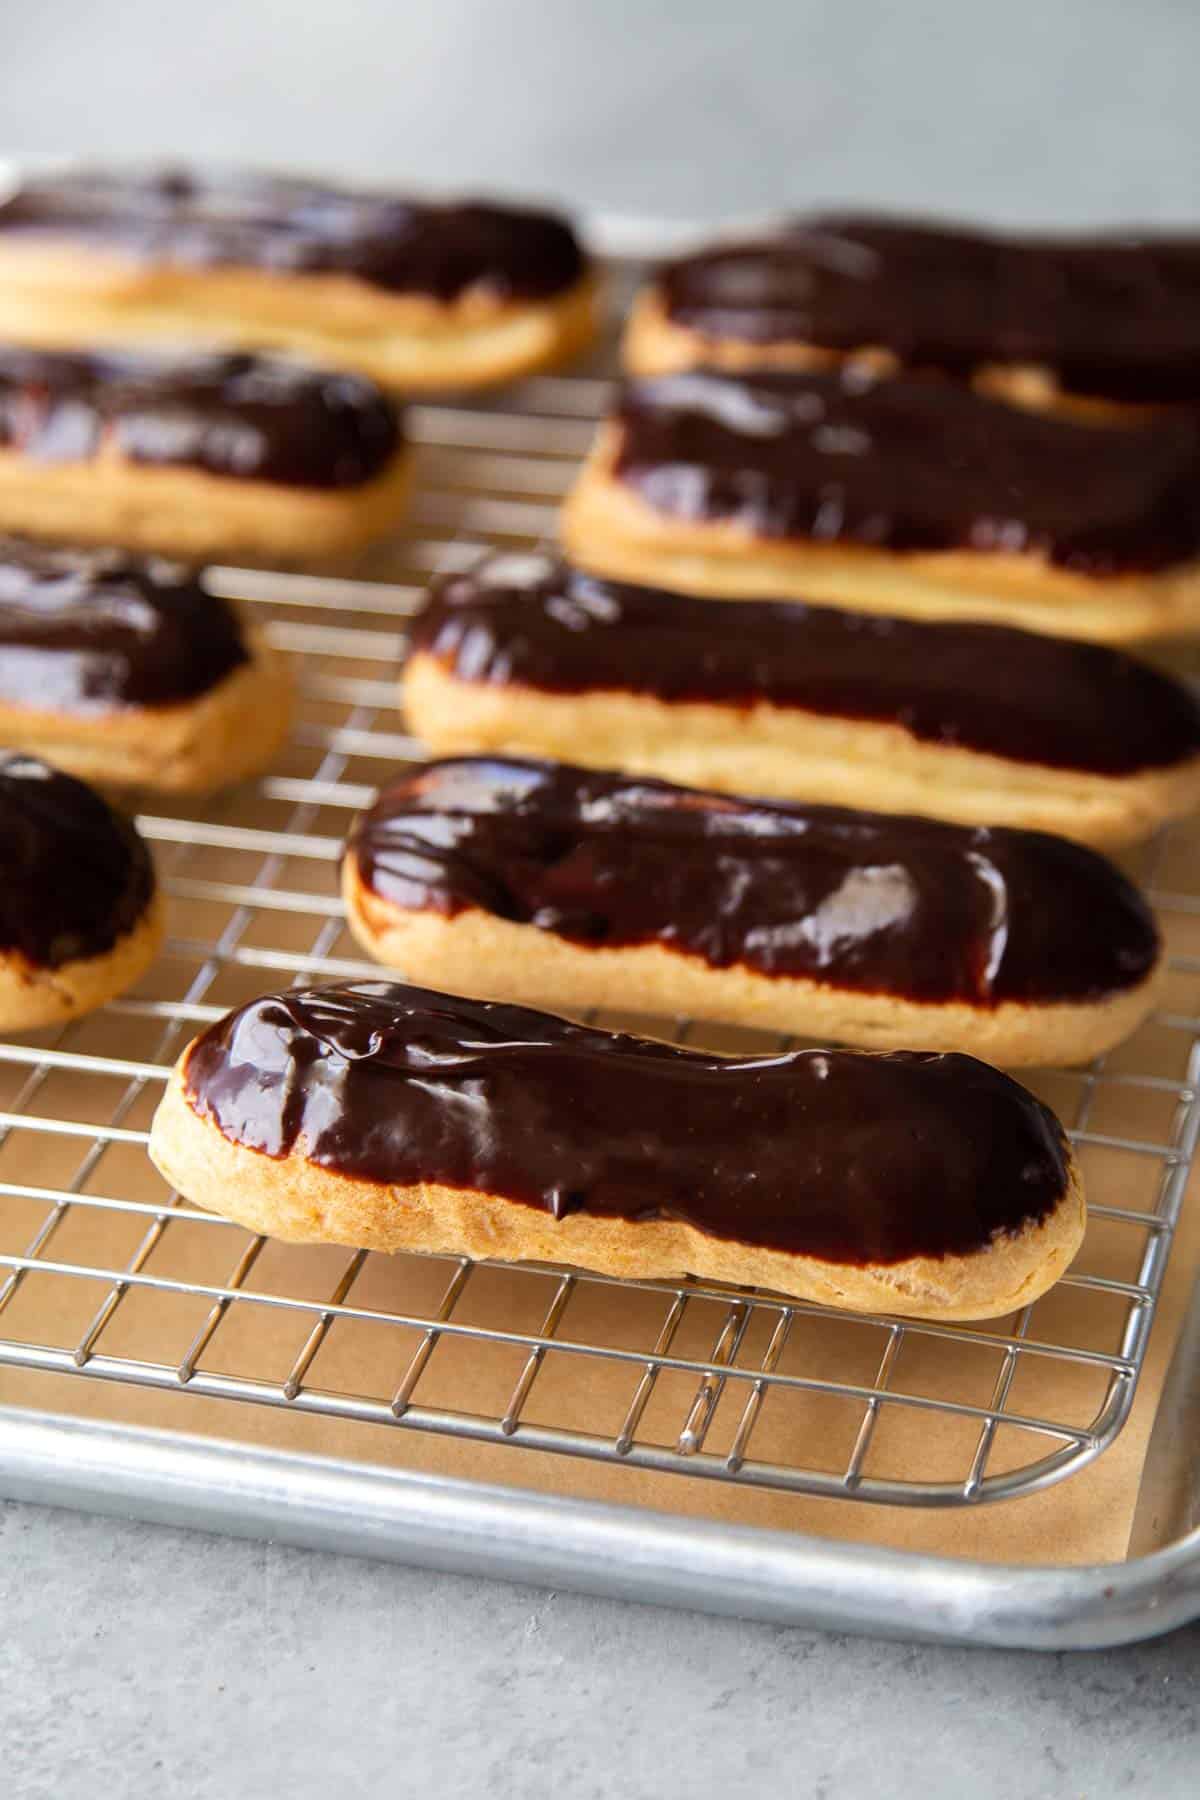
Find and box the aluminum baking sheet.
[0,224,1197,1647]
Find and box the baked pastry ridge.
[0,751,162,1026]
[626,214,1200,409]
[0,540,294,789]
[341,755,1163,1064]
[401,553,1200,849]
[561,370,1200,641]
[0,344,410,560]
[149,980,1086,1319]
[0,167,599,389]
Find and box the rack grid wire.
[0,262,1198,1511]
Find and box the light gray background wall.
[4,4,1200,1795]
[6,0,1200,222]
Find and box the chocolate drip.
[0,753,154,967]
[0,541,248,710]
[184,981,1071,1265]
[409,555,1200,778]
[0,345,400,489]
[348,757,1158,1006]
[659,215,1200,404]
[610,369,1200,575]
[0,168,586,302]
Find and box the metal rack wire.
[0,277,1198,1510]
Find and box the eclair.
[0,167,599,390]
[401,555,1200,850]
[0,752,162,1029]
[560,369,1200,644]
[624,214,1200,416]
[341,757,1162,1068]
[148,981,1085,1321]
[0,541,292,790]
[0,344,409,562]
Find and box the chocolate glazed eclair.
[0,753,162,1029]
[400,555,1200,850]
[0,167,599,390]
[623,214,1200,416]
[0,344,409,561]
[149,981,1085,1321]
[560,368,1200,644]
[0,542,292,790]
[341,758,1163,1068]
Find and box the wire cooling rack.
[0,266,1199,1511]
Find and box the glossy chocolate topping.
[659,215,1200,403]
[0,753,154,967]
[409,555,1200,777]
[349,757,1159,1006]
[184,981,1072,1264]
[0,345,400,489]
[0,167,587,302]
[610,369,1200,574]
[0,541,249,711]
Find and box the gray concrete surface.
[3,1501,1199,1799]
[6,0,1200,224]
[3,3,1200,1793]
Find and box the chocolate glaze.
[349,757,1159,1006]
[0,541,249,711]
[610,369,1200,575]
[659,215,1200,404]
[0,753,154,967]
[0,167,586,303]
[183,980,1072,1264]
[409,555,1200,778]
[0,345,400,489]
